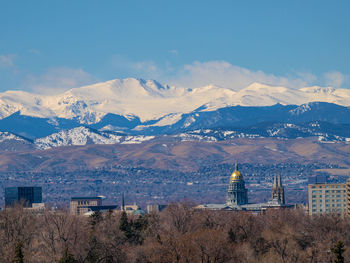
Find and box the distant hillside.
[0,137,349,173]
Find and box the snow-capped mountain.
[0,131,27,143]
[1,78,350,126]
[30,121,350,150]
[1,77,350,147]
[35,127,155,149]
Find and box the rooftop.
[71,197,103,200]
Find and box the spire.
[122,192,125,211]
[273,171,277,188]
[278,170,282,187]
[235,163,238,171]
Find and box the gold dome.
[230,170,243,181]
[230,163,243,181]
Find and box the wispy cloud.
[168,61,314,91]
[18,58,349,96]
[110,55,165,79]
[323,71,346,88]
[0,54,16,68]
[23,67,96,94]
[169,49,179,55]
[109,57,350,90]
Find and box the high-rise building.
[5,186,42,207]
[308,183,347,215]
[272,171,285,204]
[346,179,350,216]
[226,163,248,207]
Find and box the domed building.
[226,163,248,207]
[195,163,291,212]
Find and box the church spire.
[235,162,238,171]
[278,170,282,187]
[271,170,285,205]
[122,192,125,211]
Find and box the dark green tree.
[59,248,77,263]
[119,213,148,245]
[89,211,103,228]
[228,228,236,243]
[119,211,129,233]
[13,241,24,263]
[331,241,345,263]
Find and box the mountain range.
[1,78,350,149]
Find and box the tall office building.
[308,183,347,215]
[5,186,42,207]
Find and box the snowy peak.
[1,78,350,126]
[243,82,287,92]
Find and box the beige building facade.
[70,197,103,215]
[308,182,347,215]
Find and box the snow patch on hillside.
[35,127,122,149]
[0,131,26,143]
[121,136,155,144]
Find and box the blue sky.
[0,0,349,93]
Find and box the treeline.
[0,204,349,262]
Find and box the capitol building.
[196,163,290,212]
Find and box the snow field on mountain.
[35,127,122,149]
[0,131,25,143]
[1,78,350,126]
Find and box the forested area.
[1,204,348,263]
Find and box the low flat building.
[121,202,146,215]
[146,204,167,213]
[82,205,119,216]
[70,197,103,215]
[308,183,347,215]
